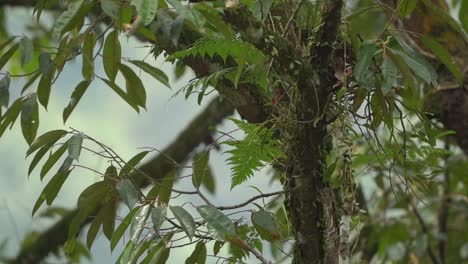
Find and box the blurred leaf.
[185,241,207,264]
[141,246,170,264]
[103,30,121,82]
[0,75,10,107]
[52,0,85,38]
[133,0,159,26]
[86,206,104,249]
[213,241,224,256]
[19,37,33,66]
[99,77,140,112]
[130,204,151,243]
[389,48,433,84]
[37,72,53,109]
[20,94,39,145]
[0,43,19,70]
[68,132,84,160]
[170,206,196,241]
[28,143,52,176]
[27,129,67,156]
[421,36,463,83]
[397,0,418,17]
[119,150,149,177]
[101,0,120,20]
[129,60,170,88]
[116,179,140,209]
[111,207,139,251]
[63,80,91,123]
[461,0,468,32]
[32,168,72,215]
[21,71,41,94]
[0,98,25,137]
[101,202,116,240]
[192,150,210,189]
[196,205,236,239]
[151,204,167,233]
[38,53,53,75]
[381,57,397,95]
[119,63,146,108]
[252,0,273,21]
[82,33,95,81]
[119,240,136,264]
[128,239,152,264]
[354,41,376,88]
[251,210,281,242]
[0,36,16,52]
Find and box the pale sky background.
[0,7,283,264]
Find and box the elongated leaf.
[111,207,139,251]
[19,37,33,66]
[251,210,281,242]
[130,204,151,243]
[101,202,116,240]
[354,41,376,88]
[28,143,53,176]
[192,150,210,189]
[389,48,433,84]
[461,0,468,32]
[129,60,170,88]
[0,37,16,52]
[185,241,207,264]
[381,57,397,95]
[32,168,72,215]
[38,52,53,75]
[133,0,159,26]
[87,207,104,248]
[99,78,140,112]
[119,64,146,108]
[40,142,68,180]
[21,72,41,94]
[77,181,106,209]
[63,81,91,123]
[397,0,418,17]
[103,30,121,82]
[213,241,224,256]
[119,151,149,177]
[37,73,53,109]
[170,206,196,241]
[119,240,136,264]
[196,205,236,239]
[147,170,176,203]
[151,205,167,233]
[0,75,10,107]
[129,239,152,264]
[116,179,140,209]
[52,0,85,38]
[21,94,39,145]
[0,43,19,70]
[82,33,95,81]
[68,133,84,160]
[0,98,24,137]
[101,0,120,20]
[27,130,67,156]
[421,36,463,83]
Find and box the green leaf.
[133,0,159,26]
[128,240,152,264]
[185,241,207,264]
[0,43,19,70]
[68,133,84,160]
[381,57,397,95]
[37,73,53,109]
[119,64,147,108]
[52,0,85,38]
[0,37,16,52]
[461,0,468,32]
[82,33,95,81]
[21,94,39,145]
[192,150,210,189]
[116,179,140,209]
[119,150,149,177]
[103,30,121,82]
[86,206,104,249]
[99,77,140,112]
[170,206,196,241]
[141,246,170,264]
[111,207,139,251]
[130,204,151,243]
[19,37,33,66]
[38,52,53,75]
[0,75,10,107]
[389,48,433,84]
[28,143,53,176]
[251,210,281,242]
[129,60,170,88]
[151,204,167,233]
[101,202,116,240]
[101,0,120,20]
[354,41,376,88]
[196,205,236,239]
[119,241,136,264]
[0,98,25,137]
[151,170,176,204]
[63,80,91,123]
[21,72,41,94]
[27,130,67,156]
[397,0,418,17]
[77,181,106,209]
[252,0,273,21]
[421,36,463,83]
[213,241,224,256]
[32,168,72,216]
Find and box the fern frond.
[223,119,284,189]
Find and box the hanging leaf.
[99,77,140,112]
[141,246,170,264]
[19,37,34,66]
[133,0,159,26]
[0,75,10,107]
[28,143,53,176]
[111,207,139,251]
[129,60,170,88]
[103,30,121,82]
[129,204,151,243]
[0,98,25,137]
[37,73,53,109]
[0,37,16,52]
[389,48,434,84]
[86,206,105,249]
[119,150,149,177]
[185,241,207,264]
[32,168,72,215]
[128,240,152,263]
[354,41,376,88]
[192,150,210,189]
[63,80,91,123]
[421,36,463,83]
[119,64,146,108]
[27,129,67,156]
[381,57,398,95]
[148,170,176,204]
[82,33,95,81]
[38,52,54,75]
[101,202,116,240]
[116,179,140,209]
[170,206,196,241]
[21,72,41,94]
[0,43,19,70]
[251,210,281,242]
[151,205,167,233]
[213,241,224,256]
[68,132,84,160]
[196,205,236,239]
[101,0,120,20]
[52,0,85,38]
[119,241,136,264]
[397,0,418,17]
[21,94,39,145]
